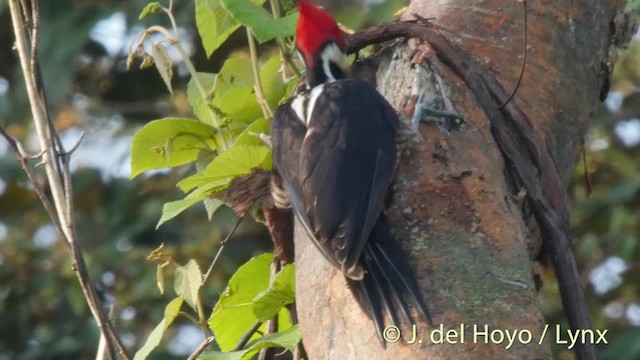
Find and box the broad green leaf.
[199,325,301,360]
[260,57,288,110]
[187,72,217,125]
[174,260,203,311]
[152,43,173,94]
[216,58,255,96]
[204,198,224,220]
[133,297,184,360]
[139,2,162,19]
[177,145,271,192]
[220,0,298,43]
[164,297,184,324]
[131,118,217,178]
[196,149,218,173]
[195,0,247,57]
[252,264,295,321]
[208,254,292,351]
[209,254,272,351]
[214,87,262,124]
[156,181,224,228]
[157,193,203,229]
[176,176,230,198]
[234,118,270,147]
[133,319,166,360]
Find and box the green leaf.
[139,2,163,19]
[214,87,263,124]
[187,72,217,125]
[196,0,244,57]
[259,57,288,110]
[133,297,184,360]
[174,260,203,311]
[234,118,270,147]
[151,43,173,94]
[133,319,167,360]
[164,297,184,325]
[177,145,271,192]
[131,118,217,178]
[252,264,295,321]
[204,198,224,220]
[209,254,292,351]
[216,58,255,96]
[220,0,298,43]
[157,188,205,228]
[199,325,301,360]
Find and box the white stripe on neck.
[291,84,325,126]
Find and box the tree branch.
[7,1,129,358]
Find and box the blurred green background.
[0,0,638,359]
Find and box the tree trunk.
[294,0,632,358]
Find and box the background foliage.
[0,0,639,359]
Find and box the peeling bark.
[292,0,633,359]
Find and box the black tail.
[346,215,431,344]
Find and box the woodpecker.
[270,0,430,340]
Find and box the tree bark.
[294,0,633,359]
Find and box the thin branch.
[269,0,301,79]
[186,336,215,360]
[0,128,67,250]
[247,28,273,119]
[257,260,280,360]
[158,7,230,150]
[495,0,527,110]
[232,320,263,351]
[8,1,129,358]
[202,213,247,285]
[195,295,213,345]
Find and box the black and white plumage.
[272,79,398,279]
[269,0,430,342]
[271,79,431,339]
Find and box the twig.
[269,0,301,79]
[581,136,592,197]
[495,0,527,110]
[186,336,215,360]
[232,320,263,351]
[247,28,274,119]
[0,128,66,247]
[158,6,230,150]
[285,303,306,360]
[202,213,247,285]
[8,1,129,358]
[257,260,281,360]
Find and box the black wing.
[271,79,399,279]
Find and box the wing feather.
[272,79,399,278]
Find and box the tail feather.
[346,215,431,343]
[366,254,400,325]
[367,240,412,326]
[351,278,386,343]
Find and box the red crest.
[296,0,346,67]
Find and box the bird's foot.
[412,107,465,134]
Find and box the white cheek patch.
[320,42,348,83]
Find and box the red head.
[296,0,347,79]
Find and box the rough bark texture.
[294,0,631,359]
